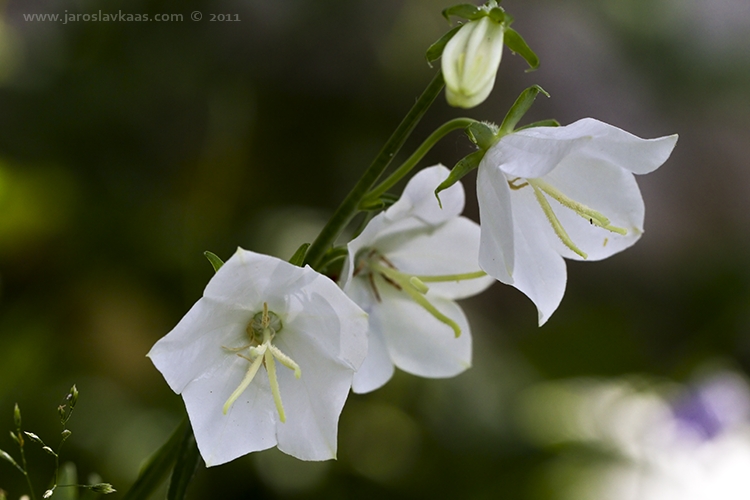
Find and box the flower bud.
[441,15,505,108]
[90,483,116,494]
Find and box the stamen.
[508,177,529,190]
[222,343,253,352]
[402,284,462,337]
[264,348,286,423]
[223,344,267,414]
[380,273,402,290]
[416,271,487,282]
[368,272,382,302]
[528,178,627,235]
[530,183,588,259]
[356,250,485,338]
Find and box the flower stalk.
[304,70,446,269]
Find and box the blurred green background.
[1,0,749,498]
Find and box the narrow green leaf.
[425,25,462,64]
[434,150,485,205]
[203,251,224,272]
[121,418,188,500]
[288,243,310,267]
[499,85,549,134]
[442,4,482,21]
[167,423,201,500]
[504,27,539,70]
[516,118,560,130]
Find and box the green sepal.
[0,448,23,474]
[426,24,462,64]
[318,246,348,282]
[434,150,485,206]
[504,27,539,70]
[288,243,310,267]
[499,85,549,134]
[442,4,483,21]
[488,7,509,24]
[167,422,201,500]
[466,122,499,150]
[121,418,188,500]
[516,118,560,131]
[203,251,224,272]
[359,192,399,211]
[318,246,349,277]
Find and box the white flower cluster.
[147,121,675,464]
[146,0,677,467]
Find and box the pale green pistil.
[356,250,486,337]
[222,303,301,421]
[509,177,627,259]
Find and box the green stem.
[18,437,36,500]
[303,70,446,269]
[361,117,477,206]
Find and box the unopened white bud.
[442,16,505,109]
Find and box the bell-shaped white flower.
[476,118,678,325]
[148,248,368,465]
[442,15,505,109]
[341,165,494,393]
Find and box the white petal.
[272,269,368,460]
[342,279,396,393]
[183,354,278,466]
[384,216,494,299]
[539,155,646,261]
[147,299,251,394]
[506,184,568,325]
[477,160,515,284]
[341,165,465,291]
[283,271,369,374]
[490,118,677,179]
[559,118,678,175]
[351,327,395,394]
[272,332,356,460]
[375,284,472,378]
[202,248,276,307]
[385,165,465,225]
[486,125,590,179]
